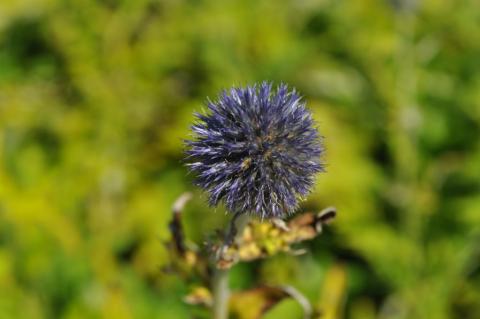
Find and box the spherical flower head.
[185,82,324,219]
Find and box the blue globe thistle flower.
[186,82,324,219]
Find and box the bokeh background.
[1,0,480,318]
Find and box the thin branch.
[280,285,313,319]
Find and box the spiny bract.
[185,82,324,219]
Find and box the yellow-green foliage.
[0,0,479,318]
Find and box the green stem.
[212,268,230,319]
[212,213,250,319]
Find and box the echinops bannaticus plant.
[171,82,332,319]
[185,82,324,219]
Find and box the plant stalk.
[212,213,250,319]
[212,268,230,319]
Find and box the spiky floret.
[185,82,324,219]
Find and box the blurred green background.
[1,0,479,318]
